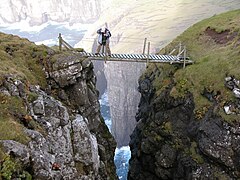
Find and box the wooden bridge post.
[147,42,150,65]
[183,45,186,69]
[58,33,62,51]
[143,38,147,55]
[179,41,182,55]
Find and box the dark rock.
[155,144,176,169]
[82,59,92,69]
[174,154,197,180]
[57,89,68,101]
[128,74,240,179]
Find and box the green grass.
[189,141,204,164]
[0,94,30,145]
[0,33,51,166]
[0,32,87,178]
[145,10,240,121]
[173,10,240,111]
[0,154,33,180]
[0,32,85,151]
[0,32,50,87]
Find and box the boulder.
[0,140,30,166]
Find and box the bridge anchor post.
[183,45,186,69]
[147,42,150,67]
[179,41,182,55]
[58,33,62,51]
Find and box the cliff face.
[128,10,240,179]
[48,53,117,179]
[0,0,108,25]
[128,76,240,179]
[105,62,145,147]
[0,33,117,179]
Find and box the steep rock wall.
[105,61,145,147]
[128,69,240,179]
[0,50,117,179]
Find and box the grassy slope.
[0,32,85,165]
[0,33,48,86]
[145,10,240,121]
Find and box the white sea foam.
[99,91,109,106]
[115,146,131,155]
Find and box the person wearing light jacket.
[95,27,111,56]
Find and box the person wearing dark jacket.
[95,27,111,56]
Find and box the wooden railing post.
[58,33,62,51]
[143,38,147,55]
[147,42,150,65]
[183,45,186,69]
[178,41,182,55]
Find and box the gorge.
[1,0,240,149]
[1,1,240,180]
[77,0,240,148]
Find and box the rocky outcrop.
[105,61,145,147]
[128,72,240,179]
[0,52,117,179]
[224,76,240,115]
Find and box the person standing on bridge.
[95,27,111,56]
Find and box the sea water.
[100,92,131,180]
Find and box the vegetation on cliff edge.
[144,9,240,122]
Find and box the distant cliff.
[128,10,240,179]
[0,0,109,25]
[105,62,145,147]
[0,33,117,179]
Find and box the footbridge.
[79,52,192,65]
[58,33,193,67]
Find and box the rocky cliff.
[0,32,117,179]
[105,62,145,147]
[0,0,111,25]
[128,10,240,179]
